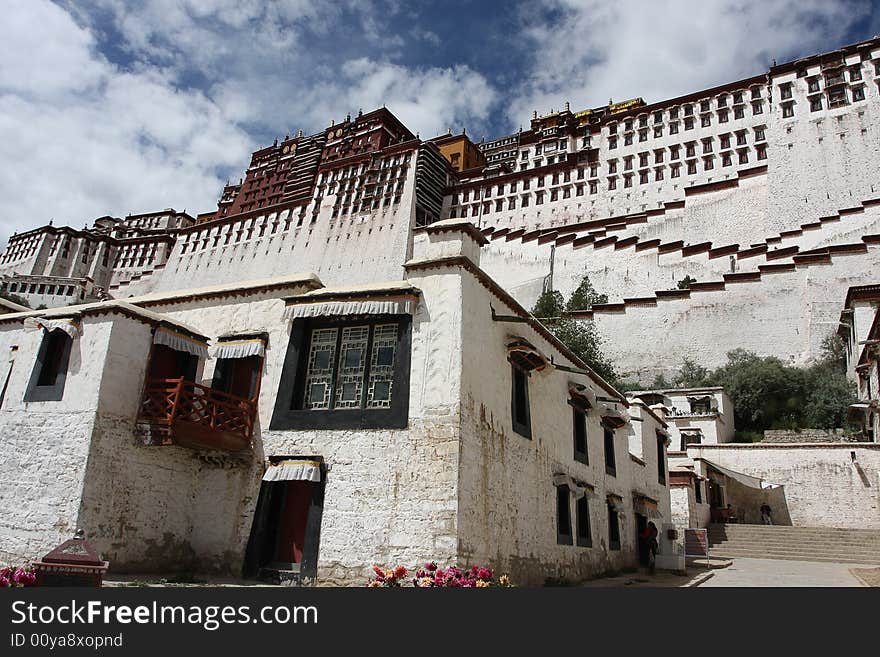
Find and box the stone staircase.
[707,523,880,565]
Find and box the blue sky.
[1,0,879,243]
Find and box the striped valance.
[285,298,416,319]
[633,494,663,519]
[262,459,322,482]
[23,316,81,339]
[209,337,266,359]
[606,494,625,512]
[153,326,208,358]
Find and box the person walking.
[643,522,659,574]
[760,502,773,525]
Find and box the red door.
[274,481,313,564]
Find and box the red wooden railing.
[138,378,255,451]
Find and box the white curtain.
[209,338,266,359]
[286,299,415,319]
[23,316,80,339]
[153,326,208,358]
[262,459,322,482]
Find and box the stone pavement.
[698,557,870,587]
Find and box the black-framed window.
[556,485,573,545]
[608,504,621,550]
[657,433,667,486]
[694,480,703,504]
[576,496,592,548]
[270,315,411,430]
[572,405,588,464]
[25,330,73,402]
[603,424,617,476]
[511,364,532,439]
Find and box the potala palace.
[1,37,879,584]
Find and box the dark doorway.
[243,460,325,581]
[274,481,312,565]
[212,355,263,400]
[636,513,648,565]
[147,344,198,381]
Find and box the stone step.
[708,549,880,565]
[707,524,880,535]
[709,540,880,550]
[709,543,880,554]
[707,531,880,542]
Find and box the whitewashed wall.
[689,443,880,529]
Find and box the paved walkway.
[698,557,869,587]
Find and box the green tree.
[674,341,857,436]
[817,333,847,374]
[711,350,805,433]
[530,289,618,383]
[676,275,696,290]
[565,275,608,312]
[673,358,711,388]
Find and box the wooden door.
[274,481,313,565]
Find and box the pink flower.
[0,576,9,588]
[393,565,407,579]
[372,565,384,577]
[477,568,492,580]
[425,562,437,572]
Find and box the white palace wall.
[689,443,880,529]
[141,162,419,298]
[0,317,112,564]
[590,249,880,382]
[454,262,671,585]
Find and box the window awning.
[262,459,322,482]
[600,402,630,428]
[633,494,663,519]
[285,297,416,319]
[209,334,267,359]
[848,401,877,419]
[153,326,208,358]
[606,493,625,512]
[23,316,81,339]
[507,336,548,371]
[552,472,597,498]
[568,383,596,409]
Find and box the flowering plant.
[0,567,37,588]
[366,565,408,587]
[367,562,512,587]
[413,562,510,587]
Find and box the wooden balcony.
[138,378,256,452]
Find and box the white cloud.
[0,0,253,246]
[0,0,498,246]
[507,0,871,125]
